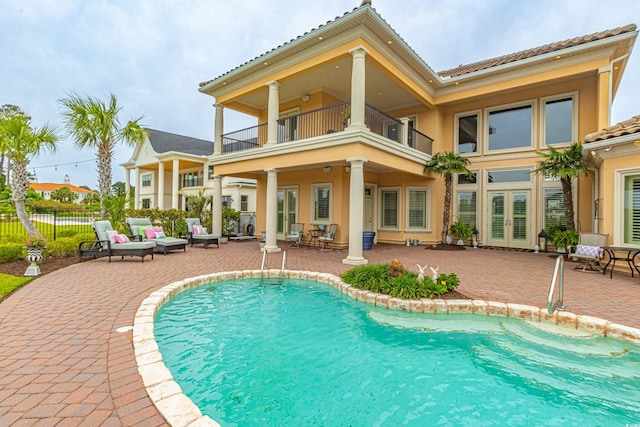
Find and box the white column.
[202,163,209,188]
[157,161,165,210]
[400,117,410,146]
[172,159,179,209]
[266,81,280,145]
[124,167,131,209]
[343,157,368,265]
[348,46,369,130]
[212,175,222,236]
[264,168,281,252]
[134,167,140,209]
[214,103,224,156]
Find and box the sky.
[2,0,639,189]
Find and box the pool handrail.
[547,255,565,314]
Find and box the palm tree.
[0,110,58,239]
[532,142,586,232]
[58,93,146,216]
[425,152,471,244]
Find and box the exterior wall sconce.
[323,166,332,173]
[345,166,351,173]
[537,229,548,253]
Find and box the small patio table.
[308,226,325,248]
[602,246,640,279]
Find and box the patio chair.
[568,232,608,272]
[185,218,220,248]
[126,217,188,255]
[286,223,304,248]
[318,223,338,251]
[78,220,156,262]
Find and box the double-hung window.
[406,187,430,230]
[456,172,478,228]
[380,188,400,229]
[312,184,331,223]
[624,173,640,245]
[142,175,151,187]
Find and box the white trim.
[614,167,640,248]
[484,100,537,155]
[378,186,401,230]
[540,92,578,148]
[405,186,431,232]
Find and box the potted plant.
[341,105,351,128]
[23,235,47,276]
[221,207,241,243]
[551,230,578,254]
[449,221,472,246]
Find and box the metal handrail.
[547,255,565,314]
[261,250,267,272]
[281,251,287,278]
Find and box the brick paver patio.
[1,242,638,425]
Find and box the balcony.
[221,102,433,156]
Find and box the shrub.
[0,243,24,263]
[341,262,460,299]
[45,237,78,257]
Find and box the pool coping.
[132,270,640,427]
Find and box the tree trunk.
[441,174,453,244]
[97,141,114,217]
[12,159,43,239]
[561,177,575,232]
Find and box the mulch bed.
[1,255,82,278]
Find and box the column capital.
[264,168,278,175]
[213,103,224,110]
[346,157,367,167]
[266,80,281,88]
[348,45,369,56]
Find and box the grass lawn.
[0,273,31,300]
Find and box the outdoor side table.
[602,246,640,279]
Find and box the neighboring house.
[29,175,95,204]
[584,115,640,247]
[198,3,637,264]
[122,128,257,214]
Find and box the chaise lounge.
[126,217,188,255]
[78,220,156,262]
[185,218,220,248]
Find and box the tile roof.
[438,24,637,78]
[146,128,213,156]
[584,115,640,143]
[29,182,94,193]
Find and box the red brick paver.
[1,242,638,425]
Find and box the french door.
[277,187,297,240]
[486,190,531,248]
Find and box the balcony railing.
[182,178,203,188]
[220,101,433,155]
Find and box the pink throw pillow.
[144,228,156,239]
[153,226,163,233]
[114,234,130,244]
[194,225,202,235]
[106,230,118,244]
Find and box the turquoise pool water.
[154,279,640,426]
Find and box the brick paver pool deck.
[1,242,638,425]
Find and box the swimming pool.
[139,272,640,426]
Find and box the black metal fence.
[0,210,99,241]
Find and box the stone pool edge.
[132,269,640,427]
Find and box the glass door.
[487,190,531,248]
[277,187,297,240]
